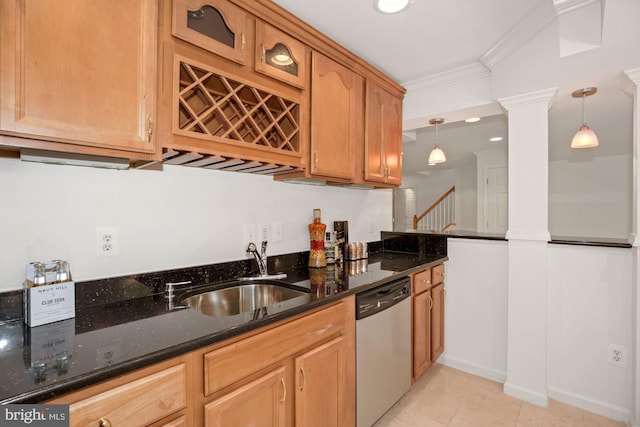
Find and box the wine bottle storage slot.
[176,59,301,154]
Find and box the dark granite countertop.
[0,249,446,404]
[384,229,632,248]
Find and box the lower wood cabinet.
[47,356,192,427]
[200,297,355,427]
[411,264,445,382]
[47,297,355,427]
[295,336,347,427]
[204,365,287,427]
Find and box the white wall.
[441,239,633,422]
[549,154,632,239]
[441,238,509,381]
[0,158,392,291]
[547,244,632,422]
[454,156,477,231]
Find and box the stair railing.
[413,186,456,231]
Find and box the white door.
[393,188,415,231]
[485,166,508,233]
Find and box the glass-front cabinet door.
[255,21,307,89]
[172,0,248,64]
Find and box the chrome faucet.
[242,241,286,281]
[247,241,268,276]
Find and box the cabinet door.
[295,336,347,427]
[431,283,445,362]
[172,0,247,64]
[364,80,402,185]
[310,52,363,180]
[0,0,157,155]
[412,290,432,381]
[255,21,307,89]
[204,366,287,427]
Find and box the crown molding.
[498,87,558,111]
[622,68,640,91]
[480,0,600,70]
[553,0,600,16]
[402,62,490,94]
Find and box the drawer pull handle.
[98,418,112,427]
[261,44,266,62]
[313,151,318,169]
[299,368,306,391]
[280,378,286,404]
[427,295,433,310]
[241,32,246,51]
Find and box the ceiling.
[271,0,636,176]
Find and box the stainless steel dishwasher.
[356,276,412,427]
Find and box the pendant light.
[570,87,599,149]
[375,0,409,14]
[428,118,446,165]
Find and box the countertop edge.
[4,255,448,404]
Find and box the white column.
[623,68,640,427]
[499,87,557,407]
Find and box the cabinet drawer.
[203,301,347,396]
[412,269,432,294]
[432,264,445,285]
[69,364,187,426]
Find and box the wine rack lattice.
[178,61,300,153]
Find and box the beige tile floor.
[373,364,628,427]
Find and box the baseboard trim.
[547,386,630,424]
[439,355,507,383]
[504,382,549,407]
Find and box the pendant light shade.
[428,118,446,165]
[375,0,409,14]
[570,87,598,149]
[571,124,599,148]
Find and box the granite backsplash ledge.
[0,242,385,323]
[381,231,448,255]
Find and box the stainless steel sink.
[181,283,308,317]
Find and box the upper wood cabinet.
[364,80,403,185]
[255,21,307,89]
[0,0,158,159]
[310,52,363,180]
[172,0,248,65]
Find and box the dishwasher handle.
[355,277,411,320]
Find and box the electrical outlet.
[244,224,256,245]
[95,227,119,257]
[272,222,284,242]
[607,344,627,367]
[261,223,270,241]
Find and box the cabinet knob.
[98,418,112,427]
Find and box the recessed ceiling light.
[490,137,503,142]
[374,0,409,14]
[465,117,481,123]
